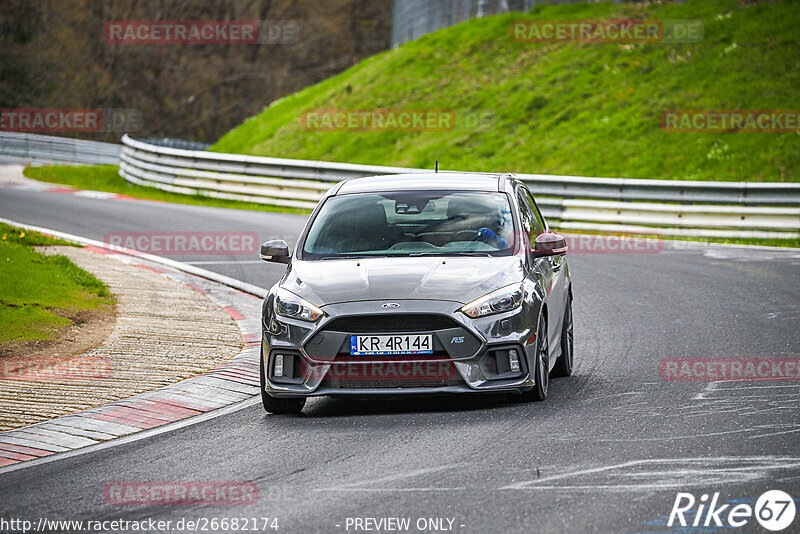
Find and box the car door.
[525,187,566,328]
[516,187,560,365]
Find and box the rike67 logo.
[668,490,796,531]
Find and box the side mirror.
[260,240,292,264]
[532,232,567,257]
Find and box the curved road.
[1,173,800,533]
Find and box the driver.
[476,226,509,249]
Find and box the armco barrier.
[2,132,797,239]
[118,135,800,239]
[0,132,120,165]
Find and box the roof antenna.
[435,160,439,173]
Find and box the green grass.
[675,236,799,249]
[0,223,114,347]
[212,0,800,182]
[22,165,309,214]
[0,223,76,248]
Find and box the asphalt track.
[1,177,800,533]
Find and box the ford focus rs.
[259,173,573,414]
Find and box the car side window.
[516,190,535,259]
[523,189,546,235]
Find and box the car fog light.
[509,349,520,372]
[274,354,284,377]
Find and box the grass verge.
[22,165,309,214]
[21,164,800,248]
[0,223,115,351]
[563,229,800,250]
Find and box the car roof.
[335,172,508,195]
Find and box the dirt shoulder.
[0,304,116,368]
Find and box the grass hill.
[211,0,800,182]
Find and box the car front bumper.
[262,299,538,398]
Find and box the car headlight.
[274,288,324,322]
[461,283,524,318]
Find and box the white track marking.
[749,426,800,439]
[501,457,800,491]
[185,260,266,265]
[321,487,468,492]
[692,381,719,400]
[317,465,460,491]
[596,428,761,442]
[0,216,267,298]
[715,383,800,390]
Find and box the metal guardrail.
[135,137,211,151]
[119,134,800,239]
[516,173,800,206]
[391,0,647,48]
[0,132,120,165]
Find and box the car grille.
[322,314,461,334]
[333,352,451,363]
[305,313,477,363]
[333,361,461,389]
[338,379,451,388]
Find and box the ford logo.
[381,302,401,309]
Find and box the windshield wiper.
[319,255,371,261]
[318,252,496,260]
[446,252,494,257]
[408,251,494,257]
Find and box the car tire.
[260,351,306,415]
[551,296,574,378]
[517,313,548,402]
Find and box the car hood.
[281,256,524,306]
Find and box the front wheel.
[517,313,548,402]
[260,351,306,414]
[551,296,574,378]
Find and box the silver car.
[259,173,573,414]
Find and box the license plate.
[350,334,433,356]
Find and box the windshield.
[302,191,515,259]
